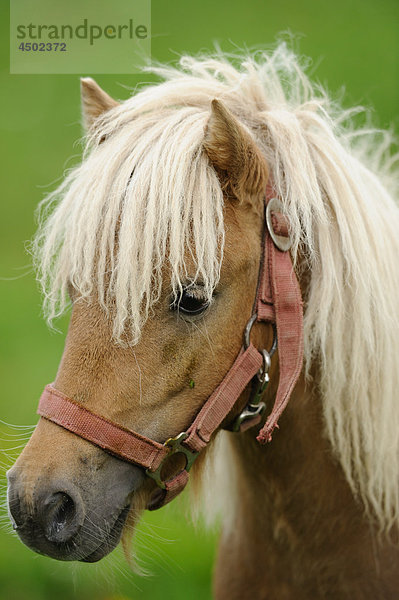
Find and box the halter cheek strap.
[255,196,304,442]
[37,188,304,510]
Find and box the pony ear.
[203,99,268,199]
[80,77,119,130]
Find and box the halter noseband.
[37,188,304,510]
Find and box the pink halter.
[37,186,303,509]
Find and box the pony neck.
[213,374,399,599]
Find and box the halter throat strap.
[37,187,304,510]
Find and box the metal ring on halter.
[244,313,278,358]
[266,197,292,252]
[146,432,198,489]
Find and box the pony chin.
[79,505,131,563]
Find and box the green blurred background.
[0,0,397,599]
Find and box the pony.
[6,44,399,599]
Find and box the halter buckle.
[145,432,198,489]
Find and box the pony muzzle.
[7,471,86,554]
[6,420,147,562]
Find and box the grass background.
[0,0,398,598]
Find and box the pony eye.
[171,287,210,317]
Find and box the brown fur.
[213,375,399,599]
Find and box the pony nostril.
[41,491,83,543]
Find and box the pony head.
[7,62,272,561]
[7,46,399,564]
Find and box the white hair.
[34,44,399,530]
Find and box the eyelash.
[171,287,211,318]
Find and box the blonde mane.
[33,44,399,531]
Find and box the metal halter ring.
[145,432,198,489]
[244,313,278,358]
[266,197,292,252]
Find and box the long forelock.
[34,104,225,344]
